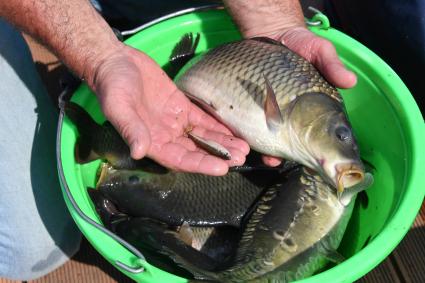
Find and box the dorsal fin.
[250,37,283,46]
[263,74,283,132]
[169,33,200,78]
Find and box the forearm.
[223,0,305,38]
[0,0,122,88]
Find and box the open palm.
[93,46,249,176]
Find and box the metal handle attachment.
[306,6,331,29]
[56,94,146,274]
[116,260,145,274]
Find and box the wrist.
[224,0,306,39]
[82,40,126,90]
[244,23,307,41]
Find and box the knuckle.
[117,122,134,145]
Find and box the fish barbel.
[175,35,365,194]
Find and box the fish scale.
[97,167,280,227]
[180,168,356,283]
[177,37,341,132]
[176,37,364,193]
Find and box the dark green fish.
[158,167,369,282]
[88,189,238,276]
[94,163,281,227]
[174,34,366,196]
[89,164,372,282]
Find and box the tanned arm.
[0,0,120,88]
[0,0,249,175]
[224,0,305,38]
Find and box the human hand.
[91,45,249,176]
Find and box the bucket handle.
[56,100,146,274]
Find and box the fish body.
[95,164,280,227]
[175,37,364,192]
[216,167,355,282]
[90,163,367,282]
[165,167,357,282]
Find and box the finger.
[310,39,357,89]
[281,28,357,89]
[101,99,151,159]
[225,147,247,167]
[154,143,229,176]
[188,103,233,135]
[190,126,250,155]
[262,155,282,167]
[174,136,197,151]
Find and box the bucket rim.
[57,7,425,283]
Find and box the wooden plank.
[358,201,425,282]
[28,239,134,283]
[357,257,401,283]
[389,202,425,283]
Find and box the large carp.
[175,34,365,196]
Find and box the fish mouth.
[335,163,365,198]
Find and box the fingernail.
[130,140,145,159]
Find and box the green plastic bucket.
[57,7,425,283]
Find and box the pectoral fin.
[87,188,128,230]
[322,248,345,264]
[177,222,194,246]
[319,241,345,264]
[263,74,283,132]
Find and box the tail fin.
[64,102,102,163]
[168,33,200,78]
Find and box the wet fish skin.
[170,167,356,282]
[175,37,364,191]
[222,167,355,283]
[96,165,280,227]
[114,217,222,278]
[88,187,232,277]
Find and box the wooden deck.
[0,33,423,283]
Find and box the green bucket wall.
[57,8,425,283]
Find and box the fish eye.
[128,175,140,184]
[335,125,352,142]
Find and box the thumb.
[102,101,151,159]
[311,39,357,89]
